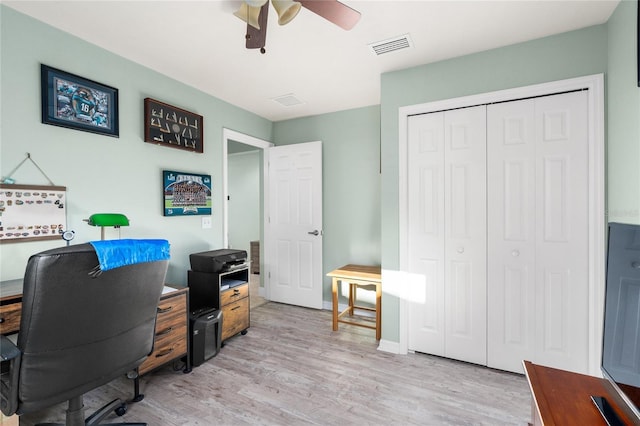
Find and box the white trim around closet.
[395,74,605,376]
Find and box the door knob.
[308,230,320,236]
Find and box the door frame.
[222,128,274,298]
[396,74,605,375]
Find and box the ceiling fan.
[234,0,361,54]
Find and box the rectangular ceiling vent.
[272,94,304,107]
[369,34,413,56]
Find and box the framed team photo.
[162,170,212,216]
[41,64,119,137]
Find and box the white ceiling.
[4,0,619,122]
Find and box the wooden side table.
[327,264,382,340]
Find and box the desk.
[327,264,381,340]
[1,278,190,402]
[0,279,23,335]
[523,360,638,425]
[1,280,188,371]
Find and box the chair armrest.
[0,334,21,416]
[0,335,20,361]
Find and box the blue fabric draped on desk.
[89,239,170,271]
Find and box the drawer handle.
[0,318,4,324]
[632,261,640,269]
[155,326,173,337]
[155,348,174,358]
[157,306,173,314]
[231,306,241,311]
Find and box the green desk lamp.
[84,213,130,240]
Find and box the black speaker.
[190,308,222,367]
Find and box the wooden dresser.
[138,286,190,375]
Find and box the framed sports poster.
[162,170,212,216]
[41,64,119,137]
[0,184,67,243]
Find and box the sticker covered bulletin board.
[0,184,67,243]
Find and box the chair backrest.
[13,243,168,414]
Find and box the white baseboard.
[377,339,401,354]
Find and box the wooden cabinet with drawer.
[138,287,190,376]
[220,282,249,341]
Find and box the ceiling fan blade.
[246,2,269,53]
[297,0,360,30]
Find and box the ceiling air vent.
[369,34,413,56]
[272,94,304,107]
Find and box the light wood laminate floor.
[20,302,531,425]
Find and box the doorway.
[222,128,273,307]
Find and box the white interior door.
[407,105,487,365]
[267,141,323,309]
[407,111,446,356]
[487,98,537,372]
[443,105,487,365]
[487,91,590,374]
[533,91,589,373]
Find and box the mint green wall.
[380,25,609,342]
[607,0,640,223]
[273,106,381,304]
[3,3,638,347]
[0,6,272,284]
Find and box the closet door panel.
[534,91,589,373]
[407,112,446,356]
[487,99,536,373]
[444,105,487,365]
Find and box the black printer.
[189,248,247,273]
[187,248,248,313]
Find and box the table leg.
[332,277,338,331]
[348,283,355,316]
[375,282,382,340]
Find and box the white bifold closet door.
[487,91,589,374]
[407,105,487,365]
[407,90,589,374]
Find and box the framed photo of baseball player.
[41,64,119,137]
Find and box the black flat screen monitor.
[600,222,640,422]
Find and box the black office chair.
[0,241,169,425]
